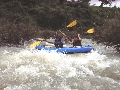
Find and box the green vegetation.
[0,0,119,52]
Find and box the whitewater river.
[0,39,120,90]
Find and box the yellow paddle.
[30,41,41,48]
[67,20,77,28]
[29,38,44,48]
[86,28,94,33]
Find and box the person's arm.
[44,39,53,43]
[78,34,82,40]
[58,30,66,37]
[67,39,74,44]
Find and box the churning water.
[0,39,120,90]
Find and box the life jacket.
[54,41,63,48]
[73,40,81,47]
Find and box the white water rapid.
[0,39,120,90]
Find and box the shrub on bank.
[0,18,40,45]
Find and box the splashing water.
[0,39,120,90]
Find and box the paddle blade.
[30,41,41,48]
[86,28,94,33]
[67,20,77,28]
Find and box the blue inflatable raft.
[36,45,93,54]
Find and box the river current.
[0,39,120,90]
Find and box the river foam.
[0,39,120,90]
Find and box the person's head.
[73,36,78,41]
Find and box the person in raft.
[53,35,63,48]
[45,30,67,48]
[68,34,82,47]
[56,30,67,44]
